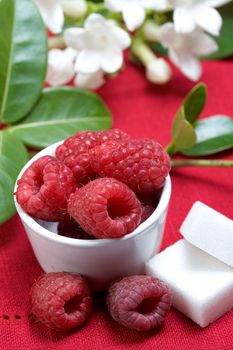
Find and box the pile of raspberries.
[16,129,170,239]
[30,272,172,332]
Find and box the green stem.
[142,20,160,42]
[87,2,106,13]
[48,36,66,50]
[28,150,39,159]
[131,38,155,66]
[171,159,233,168]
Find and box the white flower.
[159,23,218,81]
[75,70,105,89]
[46,47,104,89]
[105,0,169,31]
[46,48,77,86]
[33,0,87,33]
[169,0,231,36]
[64,14,131,74]
[146,58,172,84]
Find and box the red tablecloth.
[0,59,233,349]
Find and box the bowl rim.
[14,141,172,247]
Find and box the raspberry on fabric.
[91,138,171,196]
[67,177,142,239]
[57,220,96,240]
[141,204,155,223]
[29,272,92,331]
[55,129,130,185]
[16,156,76,221]
[106,275,172,331]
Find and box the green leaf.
[178,83,207,124]
[182,115,233,156]
[0,0,47,124]
[0,130,29,224]
[166,107,197,156]
[205,2,233,60]
[0,177,16,224]
[10,87,112,149]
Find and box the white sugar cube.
[145,240,233,327]
[180,201,233,267]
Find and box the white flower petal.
[101,50,123,73]
[204,0,231,7]
[169,0,192,6]
[74,50,101,74]
[173,7,196,33]
[64,28,86,51]
[111,26,131,49]
[159,23,176,48]
[34,0,64,33]
[142,0,169,10]
[85,13,107,30]
[74,70,105,90]
[122,3,145,31]
[46,49,75,86]
[169,49,202,81]
[104,0,124,12]
[191,31,218,55]
[194,6,222,36]
[64,47,78,60]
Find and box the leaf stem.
[171,159,233,167]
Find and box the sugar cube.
[180,201,233,267]
[145,239,233,327]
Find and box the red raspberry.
[16,156,76,221]
[106,275,172,331]
[55,129,130,184]
[29,272,92,331]
[57,220,96,240]
[141,204,155,223]
[67,177,142,239]
[91,138,171,196]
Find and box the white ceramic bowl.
[15,142,172,291]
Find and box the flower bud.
[62,0,87,19]
[146,58,172,85]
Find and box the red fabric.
[0,59,233,349]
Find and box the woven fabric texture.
[0,59,233,350]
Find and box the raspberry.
[57,220,96,240]
[91,138,171,196]
[67,177,142,239]
[16,156,76,221]
[106,275,172,331]
[55,129,129,184]
[141,204,155,223]
[29,272,92,331]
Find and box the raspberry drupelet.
[67,177,142,239]
[16,156,76,221]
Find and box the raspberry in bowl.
[14,130,171,291]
